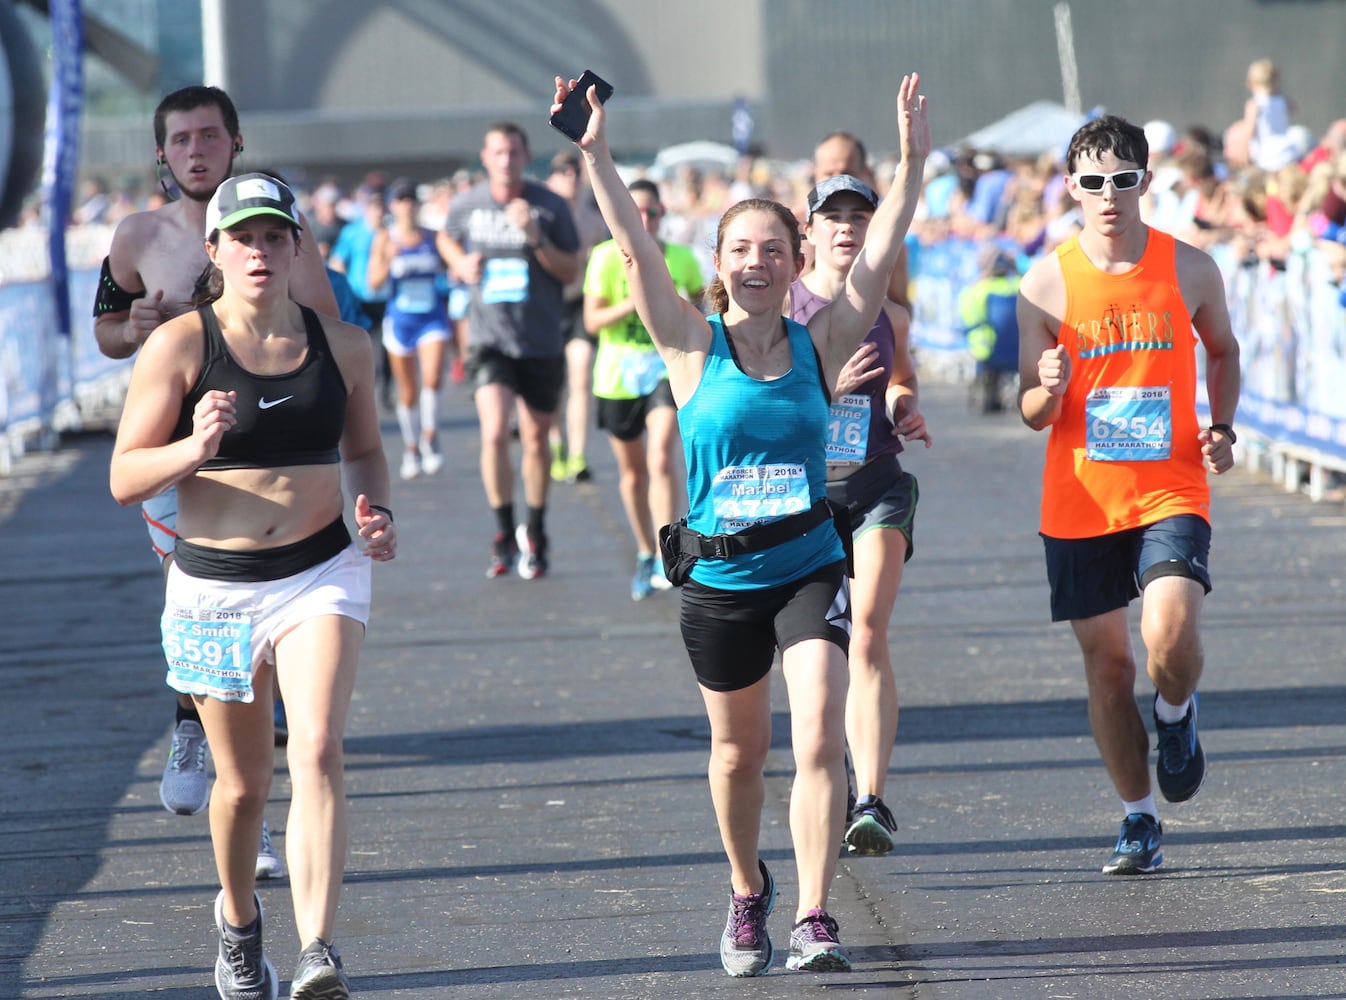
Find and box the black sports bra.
[172,305,347,470]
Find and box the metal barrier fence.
[4,227,1345,498]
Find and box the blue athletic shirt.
[385,228,450,338]
[679,314,843,590]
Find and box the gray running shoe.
[160,719,210,815]
[844,795,897,856]
[290,938,352,1000]
[785,908,851,972]
[214,890,278,1000]
[719,860,776,977]
[254,820,285,881]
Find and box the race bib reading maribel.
[710,464,811,534]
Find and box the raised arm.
[555,77,706,359]
[820,74,930,371]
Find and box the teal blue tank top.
[678,315,844,590]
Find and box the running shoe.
[255,820,285,881]
[1154,693,1206,802]
[567,454,592,483]
[214,890,278,1000]
[516,524,548,580]
[273,700,288,748]
[719,859,776,977]
[1102,812,1164,875]
[419,439,443,476]
[289,938,351,1000]
[550,440,568,482]
[785,908,851,972]
[631,554,655,601]
[160,718,210,816]
[398,450,420,481]
[486,532,518,579]
[844,795,897,856]
[649,558,674,591]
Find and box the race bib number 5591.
[162,606,254,701]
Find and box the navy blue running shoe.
[1102,812,1164,875]
[1154,693,1206,802]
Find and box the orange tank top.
[1040,230,1210,538]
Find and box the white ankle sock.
[1123,795,1159,821]
[1154,693,1191,724]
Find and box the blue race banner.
[41,0,83,339]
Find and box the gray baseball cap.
[205,173,302,238]
[806,174,879,218]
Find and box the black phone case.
[549,71,613,141]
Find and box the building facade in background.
[47,0,1346,191]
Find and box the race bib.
[826,393,871,467]
[1086,386,1172,461]
[481,257,529,305]
[162,605,254,702]
[710,464,811,534]
[395,276,436,313]
[620,351,667,397]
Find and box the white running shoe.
[255,820,286,880]
[399,450,420,480]
[419,440,444,476]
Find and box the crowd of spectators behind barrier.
[10,58,1346,392]
[27,113,1346,313]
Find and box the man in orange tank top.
[1016,115,1241,876]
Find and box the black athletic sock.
[175,702,202,726]
[494,504,514,537]
[526,505,546,544]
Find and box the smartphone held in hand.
[549,70,614,141]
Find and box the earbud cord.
[155,146,241,201]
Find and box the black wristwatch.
[1209,423,1237,444]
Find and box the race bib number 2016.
[162,606,254,702]
[1086,386,1171,461]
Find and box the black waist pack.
[825,452,901,514]
[657,498,851,587]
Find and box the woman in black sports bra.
[111,173,394,1000]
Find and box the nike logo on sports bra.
[258,395,295,409]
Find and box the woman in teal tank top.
[552,71,930,976]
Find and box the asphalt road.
[1,379,1343,999]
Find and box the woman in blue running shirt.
[368,178,452,480]
[553,73,929,976]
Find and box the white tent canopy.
[958,100,1088,158]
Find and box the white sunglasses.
[1071,169,1145,193]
